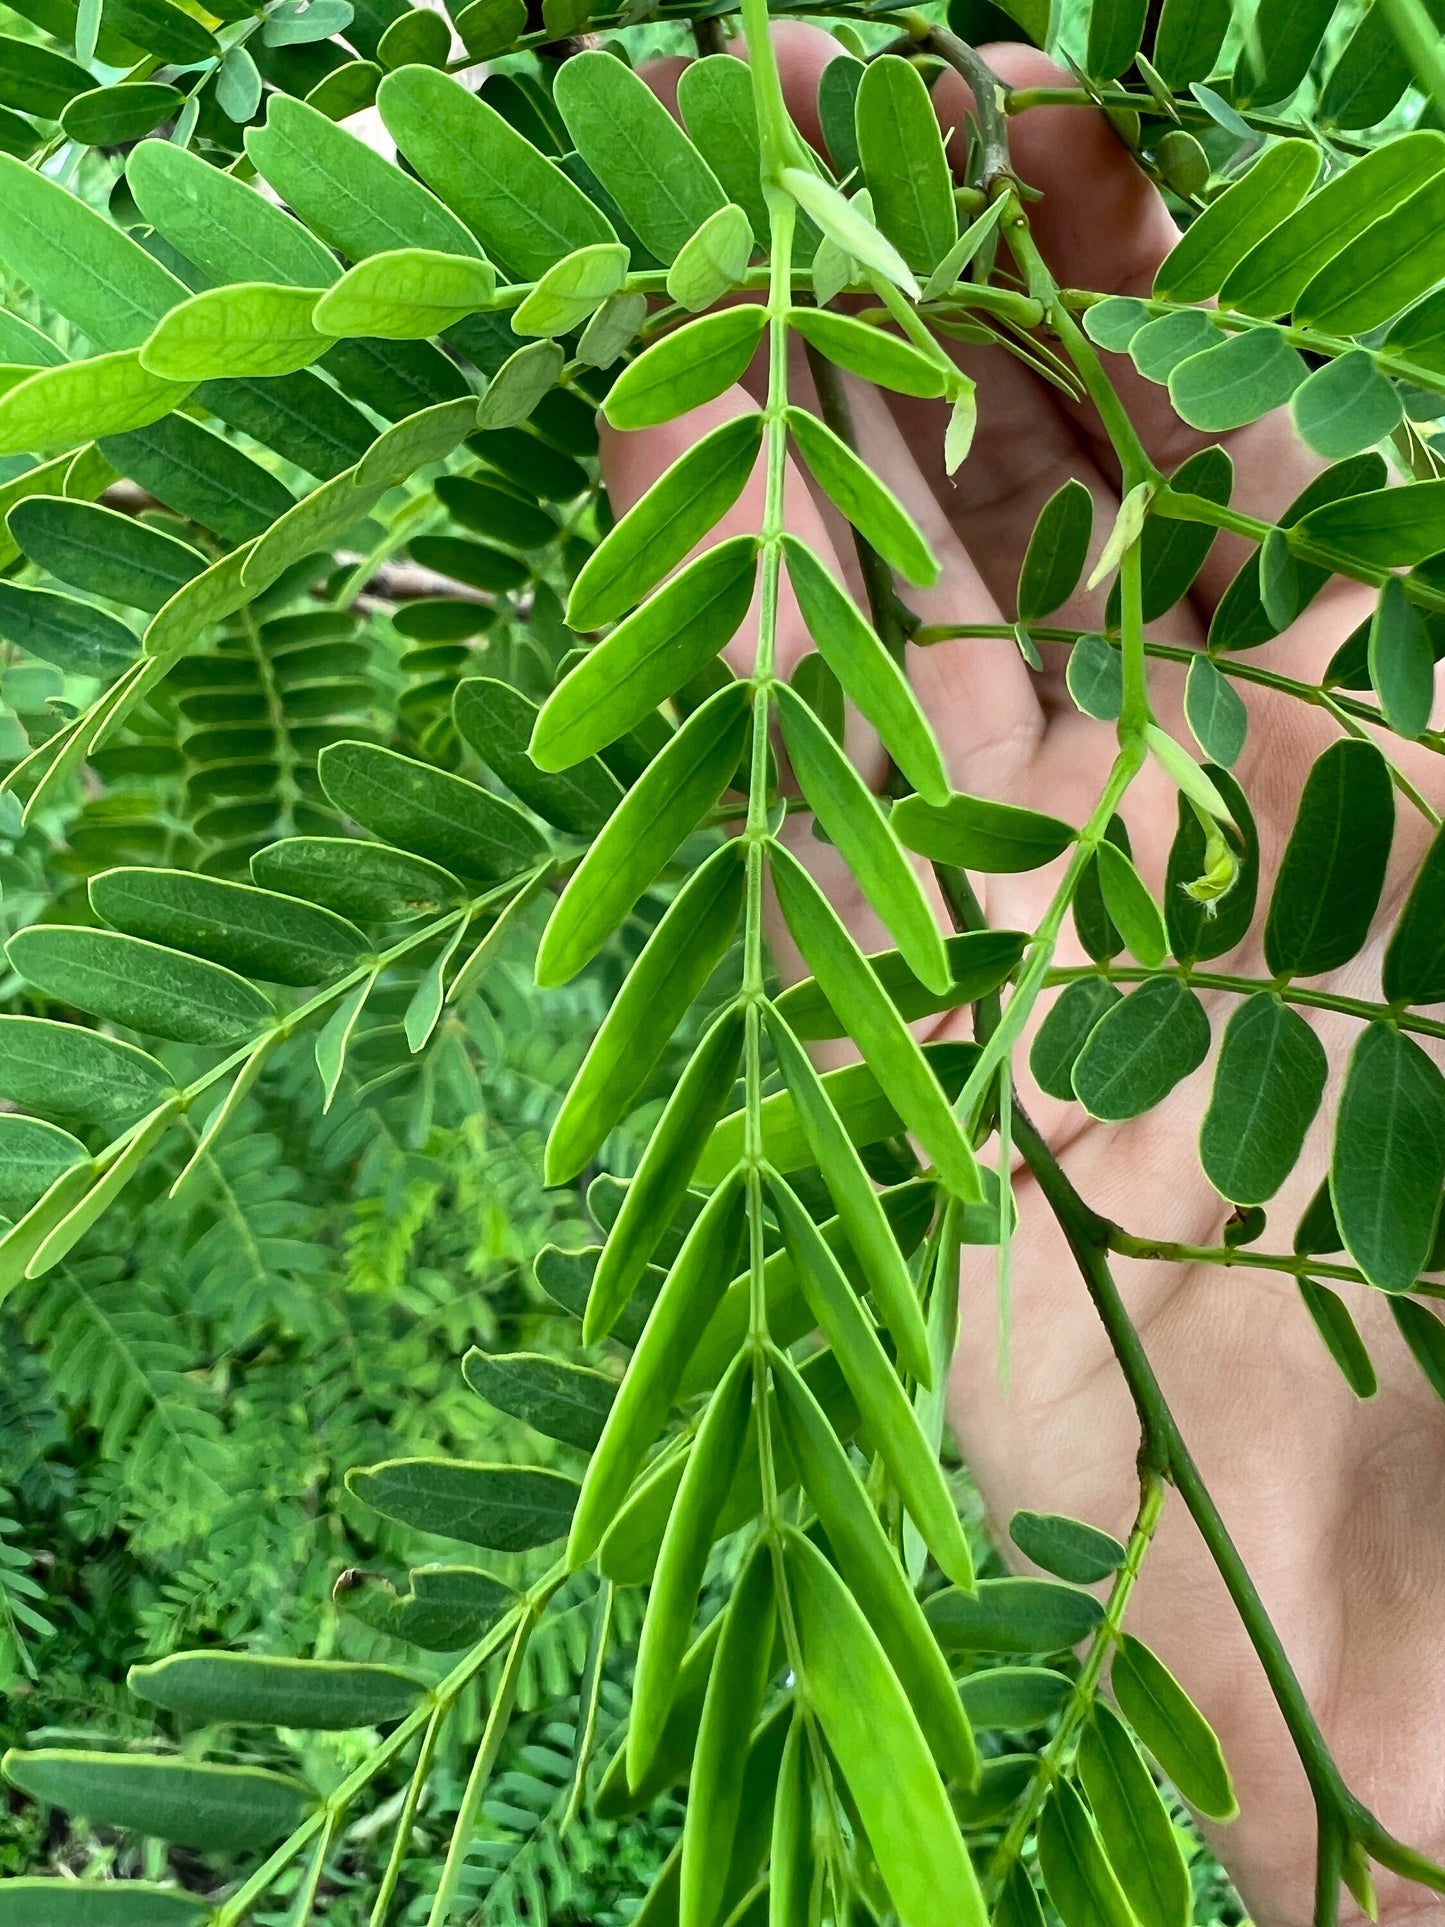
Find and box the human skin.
[600,32,1445,1923]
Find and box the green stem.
[1046,961,1445,1043]
[367,1700,447,1927]
[1378,0,1445,122]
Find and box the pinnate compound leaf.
[1298,1280,1377,1399]
[0,1751,310,1851]
[892,791,1075,873]
[7,927,272,1049]
[1110,1633,1237,1820]
[605,308,766,431]
[128,1653,422,1729]
[319,741,544,883]
[1076,1705,1191,1927]
[1199,994,1327,1205]
[0,1016,173,1134]
[462,1348,614,1450]
[1018,478,1094,621]
[786,405,939,587]
[1332,1021,1445,1293]
[1037,1777,1136,1927]
[1009,1510,1125,1585]
[346,1458,579,1550]
[1071,977,1210,1121]
[1264,739,1393,977]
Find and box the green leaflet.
[128,1653,422,1729]
[1296,477,1445,567]
[1081,295,1151,352]
[103,412,296,547]
[1199,994,1327,1205]
[1332,1021,1445,1293]
[546,841,745,1184]
[536,684,748,987]
[1017,478,1094,621]
[772,1346,978,1784]
[770,841,981,1201]
[783,1530,988,1927]
[769,1717,812,1927]
[1292,350,1402,461]
[462,1347,615,1450]
[140,284,333,383]
[1128,309,1216,384]
[1299,1279,1378,1399]
[0,35,89,117]
[1369,575,1435,738]
[1110,1633,1238,1820]
[143,544,261,669]
[1183,655,1247,767]
[1297,171,1445,334]
[6,498,202,614]
[1086,0,1148,80]
[434,474,558,550]
[377,66,616,282]
[605,308,767,431]
[0,1116,87,1220]
[1264,739,1393,977]
[1077,1703,1192,1927]
[318,741,545,883]
[1153,140,1319,302]
[765,1007,932,1382]
[1067,632,1124,720]
[958,1665,1071,1728]
[1167,328,1307,433]
[782,535,949,805]
[1389,1296,1445,1404]
[104,0,216,60]
[1009,1510,1125,1585]
[252,835,461,922]
[993,1866,1049,1927]
[1233,0,1337,105]
[778,682,949,994]
[0,1880,208,1926]
[676,56,774,252]
[1221,131,1445,317]
[679,1539,775,1927]
[0,583,137,678]
[553,51,726,265]
[666,204,754,312]
[788,308,947,400]
[786,405,939,587]
[569,1172,745,1564]
[455,677,619,837]
[0,1750,311,1852]
[0,351,189,457]
[512,241,630,336]
[768,1170,974,1590]
[854,55,956,272]
[892,791,1076,873]
[775,931,1022,1041]
[89,867,364,988]
[567,414,763,631]
[1384,821,1445,1003]
[1036,1778,1136,1927]
[1071,978,1211,1121]
[628,1347,752,1782]
[782,167,919,298]
[127,137,341,289]
[339,1564,513,1652]
[1093,839,1168,967]
[7,926,272,1049]
[346,1458,579,1550]
[356,396,479,491]
[534,539,755,769]
[597,1615,723,1816]
[61,82,181,145]
[313,250,496,339]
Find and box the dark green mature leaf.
[1165,764,1259,964]
[89,868,363,987]
[1,1751,311,1851]
[854,54,956,271]
[318,742,545,882]
[454,677,620,838]
[1298,1280,1377,1399]
[1094,840,1167,968]
[347,1458,579,1549]
[925,1577,1104,1655]
[1153,140,1319,302]
[0,1116,87,1220]
[1183,655,1247,766]
[0,35,90,117]
[8,927,272,1049]
[1384,822,1445,1004]
[784,1531,989,1927]
[1030,978,1121,1101]
[128,1653,422,1728]
[1037,1778,1136,1927]
[1067,632,1124,720]
[1071,978,1211,1121]
[103,413,296,547]
[774,928,1023,1039]
[7,499,202,615]
[957,1666,1071,1729]
[1332,1022,1445,1293]
[462,1348,615,1450]
[61,81,182,146]
[787,406,939,586]
[893,791,1075,873]
[338,1564,513,1652]
[0,583,137,679]
[1199,994,1328,1205]
[1126,446,1232,625]
[1009,1510,1125,1585]
[0,1880,208,1926]
[993,1865,1049,1927]
[252,836,461,921]
[1086,0,1147,79]
[1018,479,1093,621]
[1369,576,1435,738]
[1110,1633,1237,1820]
[1264,739,1393,977]
[1389,1296,1445,1403]
[1076,1704,1191,1927]
[1234,0,1336,105]
[0,1016,174,1133]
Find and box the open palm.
[603,34,1445,1923]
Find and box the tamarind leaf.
[677,56,775,251]
[0,1117,87,1220]
[1293,351,1403,462]
[127,137,340,288]
[1086,0,1148,80]
[455,678,618,839]
[7,927,272,1049]
[1389,1296,1445,1405]
[816,50,865,176]
[786,405,939,587]
[553,51,725,264]
[1009,1510,1125,1585]
[434,471,556,550]
[1233,0,1335,105]
[1297,476,1445,568]
[346,1458,579,1549]
[1384,823,1445,1004]
[0,35,89,117]
[128,1653,423,1728]
[1076,1707,1192,1927]
[1153,140,1319,302]
[104,413,296,547]
[892,791,1076,874]
[1038,1778,1137,1927]
[512,241,630,337]
[1264,739,1393,977]
[251,835,461,922]
[1030,979,1122,1102]
[0,352,188,457]
[1127,310,1216,384]
[1071,979,1211,1121]
[1066,633,1124,720]
[64,81,184,145]
[1332,1022,1445,1293]
[0,1750,312,1851]
[140,285,333,383]
[768,1170,974,1589]
[1183,656,1247,767]
[1199,994,1327,1205]
[1168,329,1308,433]
[993,1865,1049,1927]
[567,413,763,630]
[312,249,496,339]
[107,0,216,59]
[854,55,956,272]
[1297,172,1445,335]
[772,1346,978,1782]
[768,1716,813,1927]
[1111,1633,1237,1820]
[547,842,745,1184]
[473,339,563,431]
[6,499,202,614]
[666,204,754,312]
[679,1538,776,1927]
[788,307,948,399]
[0,582,137,677]
[1017,478,1094,621]
[462,1347,614,1450]
[605,308,766,430]
[957,1665,1071,1729]
[534,540,755,769]
[926,1576,1104,1655]
[318,742,545,883]
[770,842,981,1200]
[408,533,528,594]
[1298,1280,1378,1399]
[774,927,1023,1039]
[1081,295,1150,352]
[0,1016,173,1134]
[537,684,748,986]
[0,1879,208,1925]
[581,1013,746,1349]
[1368,576,1435,739]
[337,1563,513,1651]
[783,1528,989,1927]
[629,1348,752,1784]
[1093,841,1168,968]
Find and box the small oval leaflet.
[925,1576,1104,1655]
[1070,978,1211,1122]
[1199,993,1327,1205]
[318,740,545,882]
[1009,1509,1126,1585]
[462,1347,615,1451]
[128,1652,424,1729]
[347,1457,580,1550]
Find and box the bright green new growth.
[0,1,1444,1924]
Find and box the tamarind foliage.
[1,0,1445,1920]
